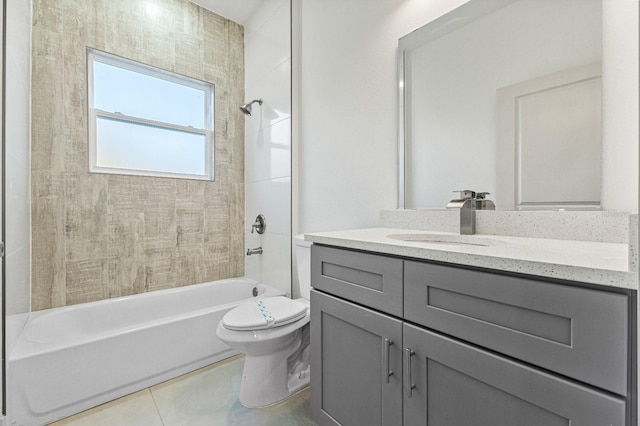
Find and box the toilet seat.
[222,296,308,331]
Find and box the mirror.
[398,0,603,210]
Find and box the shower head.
[240,98,263,116]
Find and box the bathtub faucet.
[247,247,263,256]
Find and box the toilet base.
[238,328,311,408]
[238,349,310,407]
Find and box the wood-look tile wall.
[31,0,244,310]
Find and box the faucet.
[446,190,495,235]
[246,247,263,256]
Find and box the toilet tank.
[294,235,312,300]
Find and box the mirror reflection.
[399,0,602,210]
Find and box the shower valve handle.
[251,214,266,234]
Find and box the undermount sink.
[386,233,505,247]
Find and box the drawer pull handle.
[383,338,394,383]
[405,348,416,397]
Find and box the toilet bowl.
[215,235,312,408]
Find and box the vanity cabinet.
[310,245,633,426]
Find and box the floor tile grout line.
[148,387,167,426]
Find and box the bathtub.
[8,277,283,426]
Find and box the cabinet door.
[403,323,626,426]
[311,290,403,426]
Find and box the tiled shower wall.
[31,0,245,311]
[244,0,292,296]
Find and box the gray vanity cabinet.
[310,244,633,426]
[310,290,403,426]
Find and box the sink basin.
[386,233,504,247]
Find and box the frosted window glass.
[93,61,206,129]
[96,117,207,176]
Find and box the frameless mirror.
[398,0,602,210]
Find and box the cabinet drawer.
[403,323,626,426]
[404,261,629,395]
[311,245,403,317]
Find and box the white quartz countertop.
[305,228,637,290]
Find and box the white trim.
[89,165,212,181]
[397,49,406,209]
[89,49,212,95]
[87,49,215,181]
[93,109,209,135]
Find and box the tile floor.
[50,355,318,426]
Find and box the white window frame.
[87,49,215,180]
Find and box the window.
[87,49,214,180]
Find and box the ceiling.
[189,0,263,25]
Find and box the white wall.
[601,0,639,211]
[5,0,32,316]
[602,0,640,418]
[299,0,639,233]
[299,0,468,233]
[244,0,292,296]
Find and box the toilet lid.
[222,297,308,331]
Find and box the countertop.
[305,228,637,290]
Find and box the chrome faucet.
[246,247,263,256]
[446,190,495,235]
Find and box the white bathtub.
[8,277,283,426]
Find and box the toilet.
[216,235,312,408]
